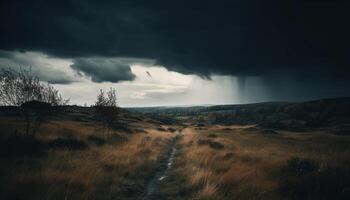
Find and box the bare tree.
[94,88,119,137]
[21,101,51,137]
[0,68,69,106]
[95,89,107,107]
[0,68,69,137]
[106,88,117,107]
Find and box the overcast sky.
[0,1,349,107]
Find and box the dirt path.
[142,132,180,200]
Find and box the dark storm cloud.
[71,58,137,83]
[0,0,349,75]
[0,0,349,99]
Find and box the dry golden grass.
[0,116,176,200]
[2,115,350,200]
[166,126,350,200]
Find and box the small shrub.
[260,129,279,134]
[133,128,148,133]
[198,139,224,150]
[278,157,350,199]
[283,157,319,176]
[60,128,76,138]
[223,152,234,160]
[114,123,133,134]
[87,135,106,146]
[209,141,224,149]
[109,134,128,144]
[198,139,211,145]
[157,127,167,132]
[47,138,88,150]
[207,133,217,138]
[168,127,176,132]
[239,155,259,163]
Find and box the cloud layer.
[70,57,151,82]
[0,51,156,84]
[0,0,349,101]
[55,65,240,107]
[0,51,78,84]
[1,1,349,76]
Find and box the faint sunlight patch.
[56,64,241,107]
[130,91,147,99]
[56,64,240,107]
[122,65,195,100]
[131,65,193,86]
[0,50,83,84]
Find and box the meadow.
[0,112,176,200]
[1,106,350,200]
[159,125,350,200]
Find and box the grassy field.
[0,115,176,200]
[1,110,350,200]
[159,125,350,200]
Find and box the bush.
[279,157,350,199]
[260,129,278,135]
[198,139,224,150]
[113,122,133,134]
[283,157,319,176]
[87,135,106,146]
[47,138,88,150]
[207,133,218,138]
[167,127,176,132]
[133,128,148,134]
[157,127,167,132]
[108,134,128,144]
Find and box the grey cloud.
[71,57,154,83]
[0,50,78,84]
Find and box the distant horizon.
[1,96,349,109]
[116,96,350,108]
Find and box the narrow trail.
[142,131,180,200]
